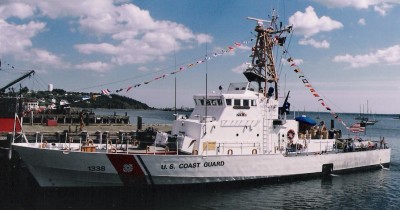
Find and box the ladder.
[262,103,269,154]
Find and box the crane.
[0,70,35,93]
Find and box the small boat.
[355,102,379,125]
[10,11,390,187]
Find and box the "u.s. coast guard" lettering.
[160,161,225,170]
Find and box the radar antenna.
[243,10,291,100]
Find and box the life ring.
[252,149,257,155]
[227,149,233,155]
[192,150,198,155]
[287,129,295,141]
[165,146,169,153]
[87,139,94,146]
[111,148,117,153]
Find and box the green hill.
[76,94,152,109]
[23,88,152,110]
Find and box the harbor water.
[1,110,399,209]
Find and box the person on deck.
[79,111,85,131]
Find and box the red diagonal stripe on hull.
[106,154,147,185]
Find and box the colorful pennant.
[287,57,351,131]
[99,38,255,96]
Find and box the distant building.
[24,101,39,111]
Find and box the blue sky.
[1,0,400,114]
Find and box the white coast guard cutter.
[11,12,390,187]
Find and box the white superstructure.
[173,82,310,156]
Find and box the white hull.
[13,143,391,187]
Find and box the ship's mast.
[244,11,291,100]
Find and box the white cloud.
[29,49,65,67]
[75,61,111,72]
[55,2,212,65]
[0,20,46,55]
[289,6,343,38]
[0,0,212,69]
[358,18,366,26]
[232,63,248,74]
[0,19,64,69]
[138,66,149,72]
[313,0,398,16]
[374,3,394,16]
[333,45,400,68]
[299,38,330,48]
[0,2,35,19]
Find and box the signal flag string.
[287,57,358,132]
[99,39,254,96]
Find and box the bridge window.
[226,99,232,106]
[243,99,249,107]
[234,99,241,106]
[251,100,257,106]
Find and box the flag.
[126,86,133,92]
[294,68,300,73]
[278,37,286,46]
[101,89,111,95]
[234,42,241,46]
[349,123,365,133]
[313,93,320,97]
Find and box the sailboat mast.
[205,42,208,129]
[174,48,177,118]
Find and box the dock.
[0,124,172,149]
[21,112,130,125]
